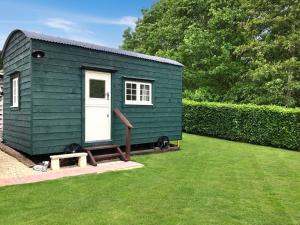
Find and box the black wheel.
[64,143,82,154]
[157,136,170,150]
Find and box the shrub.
[183,88,220,102]
[183,99,300,150]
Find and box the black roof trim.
[81,65,117,73]
[122,76,155,82]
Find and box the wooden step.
[83,145,119,151]
[94,153,121,160]
[83,144,127,166]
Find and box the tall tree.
[0,50,2,70]
[235,0,300,106]
[122,0,300,106]
[122,0,248,96]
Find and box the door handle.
[106,92,110,100]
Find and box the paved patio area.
[0,150,144,187]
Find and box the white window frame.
[11,76,19,108]
[125,80,152,105]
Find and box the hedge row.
[183,99,300,150]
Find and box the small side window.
[11,74,19,108]
[125,80,152,105]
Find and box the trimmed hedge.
[183,99,300,150]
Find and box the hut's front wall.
[30,40,182,155]
[2,31,32,154]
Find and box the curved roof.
[1,29,183,67]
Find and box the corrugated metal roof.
[20,30,183,67]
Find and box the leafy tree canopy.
[0,50,2,70]
[122,0,300,107]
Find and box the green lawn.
[1,133,300,225]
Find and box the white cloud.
[44,18,77,32]
[0,1,139,48]
[84,16,138,28]
[118,16,138,27]
[43,15,138,33]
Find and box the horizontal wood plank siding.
[31,40,182,154]
[2,31,32,154]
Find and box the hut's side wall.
[31,40,182,155]
[0,74,3,141]
[2,31,32,154]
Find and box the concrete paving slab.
[0,160,143,187]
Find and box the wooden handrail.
[113,108,133,160]
[113,108,133,129]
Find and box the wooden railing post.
[113,108,133,161]
[125,127,131,161]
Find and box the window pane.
[90,79,105,98]
[11,77,19,107]
[125,82,138,102]
[139,83,151,102]
[13,80,16,96]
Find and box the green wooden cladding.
[2,30,183,155]
[3,31,32,154]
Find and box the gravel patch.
[0,150,41,179]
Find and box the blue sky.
[0,0,155,49]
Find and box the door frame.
[81,66,116,146]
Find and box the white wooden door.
[85,70,111,142]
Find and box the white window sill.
[125,102,153,106]
[10,106,19,111]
